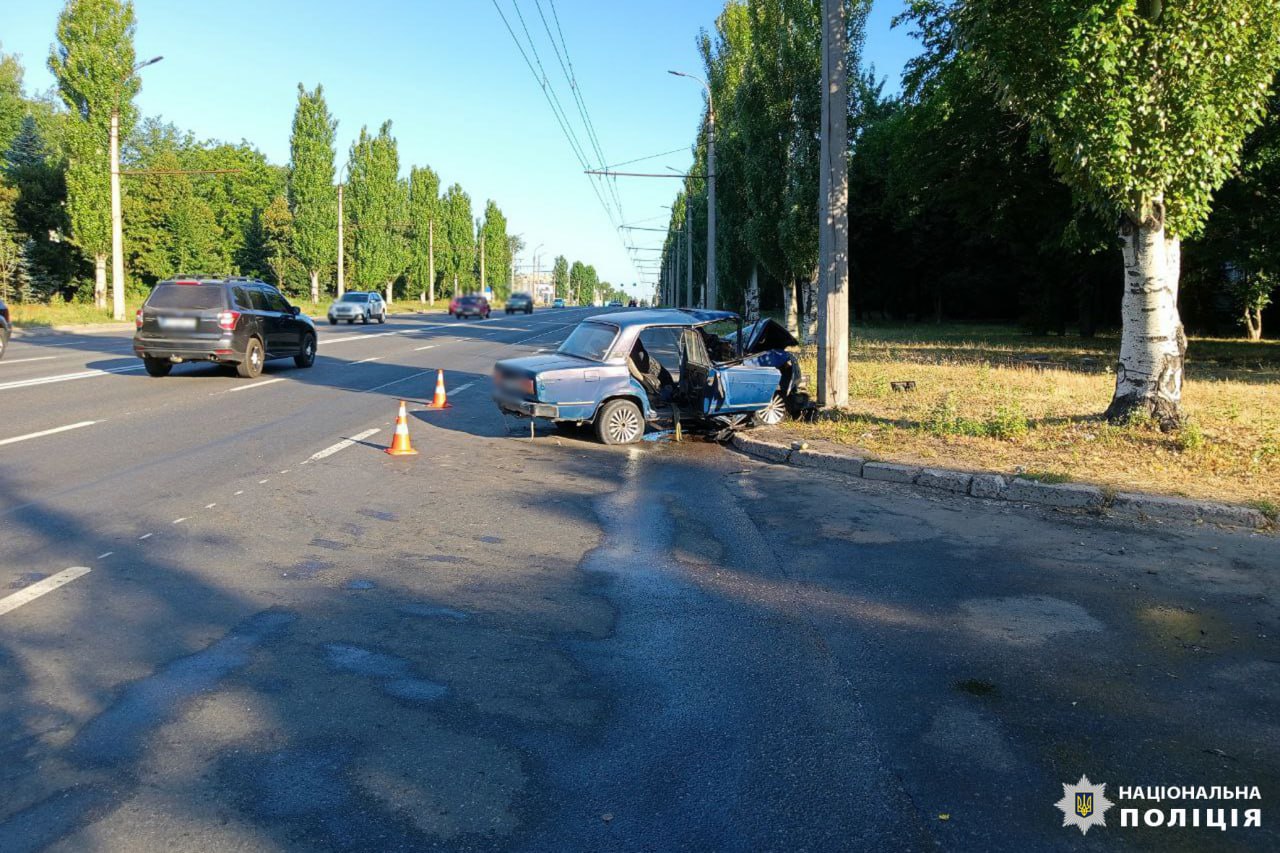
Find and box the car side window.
[261,287,291,313]
[636,327,683,380]
[245,288,269,311]
[232,287,253,310]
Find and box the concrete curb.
[730,433,1272,532]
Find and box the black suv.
[0,297,10,361]
[505,292,533,315]
[133,277,317,378]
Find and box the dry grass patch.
[780,325,1279,508]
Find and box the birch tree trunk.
[386,280,393,304]
[94,254,107,309]
[783,278,798,338]
[1105,205,1185,429]
[1244,300,1263,341]
[801,268,819,345]
[428,220,435,305]
[309,270,319,304]
[746,264,760,323]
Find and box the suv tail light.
[135,309,144,329]
[217,310,240,331]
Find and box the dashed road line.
[0,420,98,447]
[351,356,383,365]
[0,363,144,392]
[414,345,436,351]
[173,517,187,524]
[450,382,476,395]
[0,567,92,616]
[0,356,57,366]
[234,490,244,496]
[228,378,285,393]
[305,428,382,463]
[138,533,152,540]
[97,552,113,560]
[205,503,217,509]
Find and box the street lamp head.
[135,56,163,71]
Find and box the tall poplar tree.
[552,254,569,300]
[407,164,439,302]
[959,0,1280,426]
[478,199,510,299]
[438,182,474,296]
[346,121,402,300]
[48,0,138,309]
[287,83,336,302]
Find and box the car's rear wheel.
[328,317,337,325]
[142,356,172,377]
[237,338,264,378]
[294,334,316,368]
[378,311,386,324]
[753,392,788,426]
[595,399,644,445]
[0,329,8,360]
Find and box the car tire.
[142,356,172,377]
[752,392,788,426]
[378,311,386,324]
[237,338,265,379]
[346,318,354,324]
[526,307,533,314]
[294,334,316,368]
[595,399,644,445]
[361,312,369,324]
[328,317,337,325]
[0,328,8,360]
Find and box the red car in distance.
[449,294,491,320]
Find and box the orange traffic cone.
[386,400,419,456]
[425,369,451,409]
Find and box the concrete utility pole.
[670,70,715,310]
[428,219,435,304]
[110,56,162,322]
[818,0,850,407]
[479,222,486,297]
[336,182,345,297]
[685,198,694,308]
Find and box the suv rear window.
[340,293,369,303]
[146,284,226,310]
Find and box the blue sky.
[5,1,919,296]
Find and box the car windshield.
[557,322,617,361]
[459,296,481,305]
[340,293,368,303]
[146,284,225,310]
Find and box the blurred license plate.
[160,317,197,330]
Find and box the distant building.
[514,271,554,305]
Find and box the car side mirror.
[289,305,301,315]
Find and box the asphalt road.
[1,307,1276,851]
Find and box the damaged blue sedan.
[492,309,805,444]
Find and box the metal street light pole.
[669,70,715,310]
[111,55,162,322]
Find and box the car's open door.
[675,327,714,412]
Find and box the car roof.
[585,308,738,329]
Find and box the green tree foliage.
[288,83,337,301]
[346,121,405,298]
[438,182,474,296]
[48,0,140,303]
[478,200,510,299]
[958,0,1280,423]
[407,164,439,300]
[552,254,569,300]
[123,145,223,283]
[4,115,75,297]
[259,194,294,292]
[568,260,587,305]
[0,46,26,155]
[1185,94,1280,340]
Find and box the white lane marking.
[0,356,58,366]
[229,378,285,393]
[258,479,269,484]
[138,533,152,540]
[318,331,400,346]
[173,518,187,524]
[0,567,92,616]
[450,382,476,395]
[305,428,382,463]
[205,503,217,509]
[0,364,144,392]
[351,356,383,365]
[97,552,113,559]
[279,469,290,474]
[364,369,436,394]
[234,490,244,496]
[414,345,436,351]
[0,421,98,447]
